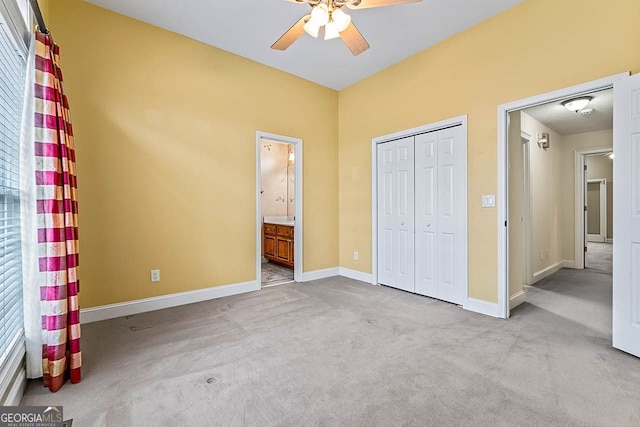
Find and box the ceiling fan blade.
[340,22,370,56]
[347,0,421,10]
[271,15,311,51]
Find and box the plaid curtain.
[33,31,81,392]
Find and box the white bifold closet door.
[378,125,466,305]
[377,136,415,292]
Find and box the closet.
[376,124,467,305]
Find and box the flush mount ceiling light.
[271,0,421,56]
[562,96,593,112]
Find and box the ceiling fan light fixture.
[310,3,330,26]
[324,21,340,40]
[562,96,593,112]
[331,8,352,32]
[303,19,321,38]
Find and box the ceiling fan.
[271,0,421,56]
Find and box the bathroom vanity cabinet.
[263,223,294,269]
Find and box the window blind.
[0,18,26,386]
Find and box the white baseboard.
[509,290,527,310]
[300,267,340,282]
[606,238,613,244]
[81,280,260,324]
[339,267,373,284]
[563,260,576,269]
[532,260,568,283]
[463,297,503,318]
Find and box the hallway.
[585,242,612,273]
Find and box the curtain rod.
[28,0,49,34]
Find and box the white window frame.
[0,0,31,406]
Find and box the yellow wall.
[38,0,49,24]
[339,0,640,302]
[49,0,339,308]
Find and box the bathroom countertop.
[263,216,294,227]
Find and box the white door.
[435,126,466,305]
[377,137,415,292]
[415,126,466,304]
[613,73,640,358]
[415,132,438,297]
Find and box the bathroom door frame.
[256,131,303,286]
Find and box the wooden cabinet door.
[264,235,277,258]
[276,238,291,263]
[289,239,294,264]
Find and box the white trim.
[80,281,260,324]
[521,132,534,286]
[463,298,502,318]
[563,260,576,269]
[606,238,613,244]
[0,334,25,406]
[0,0,30,57]
[497,72,629,319]
[509,290,527,310]
[371,115,468,296]
[300,267,339,282]
[256,131,303,286]
[532,260,568,283]
[574,147,613,267]
[339,267,373,284]
[3,369,25,406]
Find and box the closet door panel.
[378,143,395,285]
[415,132,438,297]
[377,137,415,292]
[437,126,466,305]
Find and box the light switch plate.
[482,195,496,208]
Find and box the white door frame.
[586,178,608,243]
[497,72,628,319]
[521,132,534,286]
[574,148,612,267]
[370,115,468,296]
[256,131,303,285]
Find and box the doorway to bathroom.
[256,131,303,287]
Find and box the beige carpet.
[586,242,612,273]
[21,271,640,426]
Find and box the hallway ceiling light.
[562,96,593,112]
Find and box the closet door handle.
[401,222,405,226]
[426,224,431,227]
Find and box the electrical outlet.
[353,251,359,261]
[150,269,160,283]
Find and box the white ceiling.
[523,89,613,136]
[84,0,524,90]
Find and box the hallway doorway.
[502,80,616,344]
